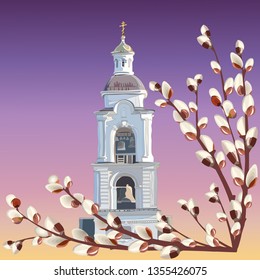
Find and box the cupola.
[111,21,135,75]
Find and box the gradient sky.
[0,0,259,260]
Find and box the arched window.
[115,127,136,163]
[115,59,118,68]
[116,176,136,210]
[122,59,126,67]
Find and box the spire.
[112,21,134,54]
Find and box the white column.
[150,169,157,207]
[111,186,117,210]
[99,169,109,209]
[93,170,100,204]
[142,169,151,208]
[97,114,106,162]
[135,185,142,208]
[141,114,154,162]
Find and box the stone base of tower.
[80,208,159,246]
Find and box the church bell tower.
[90,22,159,243]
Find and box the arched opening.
[115,59,118,68]
[122,59,126,67]
[115,127,136,164]
[116,176,136,210]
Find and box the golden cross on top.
[119,21,127,36]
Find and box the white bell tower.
[91,22,159,243]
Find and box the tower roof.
[112,35,134,54]
[112,21,134,54]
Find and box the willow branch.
[17,208,129,251]
[218,198,234,246]
[192,215,230,248]
[195,90,200,137]
[17,236,36,243]
[166,98,235,201]
[66,188,209,247]
[224,114,243,169]
[211,45,243,169]
[211,46,226,100]
[65,187,238,251]
[241,68,250,177]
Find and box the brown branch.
[170,245,236,253]
[93,212,234,252]
[194,84,235,201]
[241,68,250,176]
[17,209,128,251]
[211,46,226,100]
[192,215,230,248]
[218,198,235,246]
[224,114,243,169]
[17,236,36,243]
[213,163,235,201]
[168,222,207,247]
[15,206,201,252]
[194,216,206,232]
[233,208,247,251]
[64,188,160,243]
[195,90,200,137]
[62,189,207,248]
[211,43,245,171]
[6,183,238,256]
[66,188,234,252]
[231,67,250,251]
[211,44,243,169]
[166,97,235,202]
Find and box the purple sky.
[1,0,259,258]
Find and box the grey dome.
[104,75,145,91]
